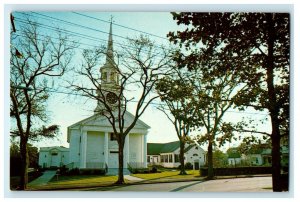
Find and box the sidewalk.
[124,175,144,182]
[28,170,57,187]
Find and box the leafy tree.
[10,16,76,189]
[10,142,39,176]
[168,12,289,191]
[213,149,227,168]
[156,69,198,175]
[70,34,171,184]
[194,66,245,178]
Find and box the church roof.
[67,110,150,142]
[147,141,197,155]
[39,146,69,152]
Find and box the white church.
[67,22,149,171]
[38,22,149,172]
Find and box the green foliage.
[168,13,289,189]
[213,149,228,167]
[10,142,39,176]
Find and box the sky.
[6,4,295,154]
[9,10,275,151]
[2,1,299,200]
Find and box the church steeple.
[105,20,114,64]
[95,19,120,114]
[99,19,118,85]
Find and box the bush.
[66,168,80,175]
[185,162,193,170]
[199,166,272,176]
[177,162,193,170]
[151,166,158,173]
[59,165,67,175]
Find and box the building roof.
[227,153,241,158]
[39,146,69,152]
[147,141,197,155]
[226,147,241,158]
[67,110,150,142]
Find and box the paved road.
[87,176,272,192]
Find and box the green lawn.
[28,175,119,190]
[132,170,201,180]
[48,175,118,185]
[28,170,201,190]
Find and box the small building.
[38,146,69,168]
[147,141,206,169]
[227,152,242,166]
[238,144,272,166]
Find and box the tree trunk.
[19,137,29,190]
[207,139,214,180]
[116,141,125,184]
[179,140,187,175]
[265,13,283,192]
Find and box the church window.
[102,72,107,81]
[110,133,117,141]
[110,72,115,83]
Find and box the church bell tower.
[94,20,120,114]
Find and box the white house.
[67,21,149,171]
[227,148,242,166]
[38,146,69,168]
[147,141,206,169]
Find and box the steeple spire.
[106,17,114,64]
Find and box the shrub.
[66,168,80,175]
[199,166,272,176]
[151,166,158,173]
[184,162,193,170]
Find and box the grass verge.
[131,170,201,181]
[28,175,120,190]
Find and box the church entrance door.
[108,151,119,168]
[50,153,60,167]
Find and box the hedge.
[200,166,272,176]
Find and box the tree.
[213,149,227,168]
[10,141,39,176]
[10,17,76,189]
[70,33,171,184]
[192,69,243,179]
[168,12,289,191]
[156,69,197,175]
